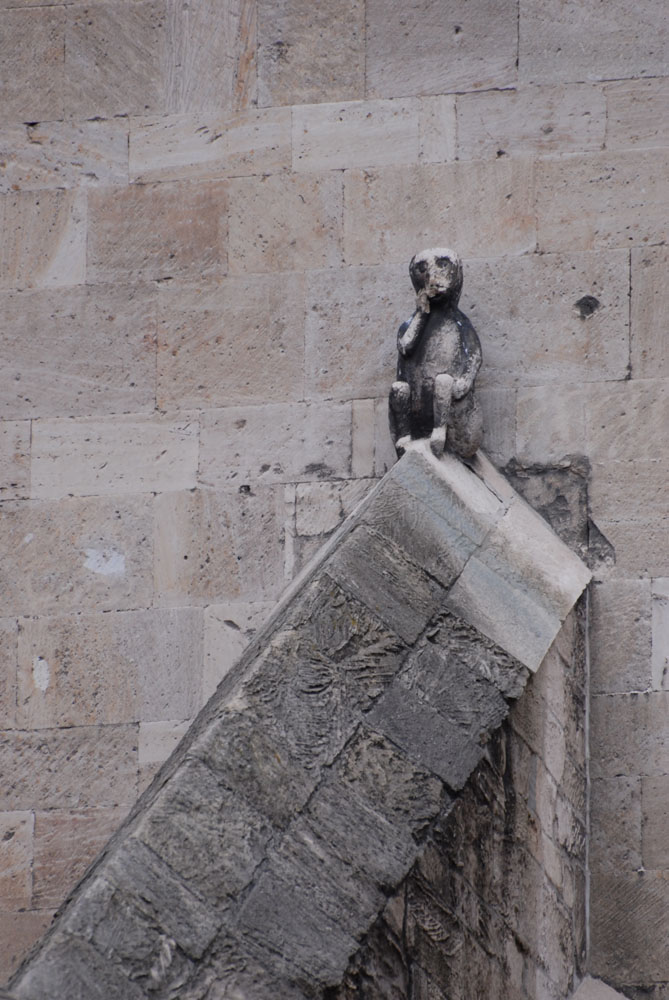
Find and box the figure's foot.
[430,426,446,458]
[395,435,411,457]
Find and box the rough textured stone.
[516,384,588,464]
[129,108,290,184]
[590,581,652,694]
[0,619,18,730]
[590,693,669,780]
[589,777,642,873]
[605,78,669,151]
[87,180,227,284]
[652,580,669,691]
[0,911,53,988]
[0,8,65,124]
[587,380,669,467]
[11,932,146,1000]
[1,495,153,617]
[0,813,33,910]
[419,95,457,164]
[0,190,85,291]
[366,0,517,98]
[631,246,669,379]
[0,285,157,420]
[203,601,272,702]
[294,479,373,539]
[0,422,29,500]
[257,0,364,107]
[138,720,191,793]
[590,872,669,983]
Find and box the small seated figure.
[389,247,483,459]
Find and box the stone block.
[228,172,343,273]
[477,387,516,465]
[156,273,305,410]
[0,725,138,811]
[519,0,668,84]
[592,518,669,580]
[652,580,669,691]
[0,189,85,291]
[0,910,53,987]
[30,413,199,499]
[587,380,669,467]
[640,774,669,872]
[589,777,642,873]
[203,601,272,702]
[138,720,190,769]
[457,84,606,160]
[516,384,588,464]
[589,581,651,694]
[536,150,667,251]
[304,263,410,402]
[32,806,129,910]
[17,608,203,729]
[0,120,128,194]
[351,401,377,479]
[1,495,153,617]
[294,479,374,538]
[87,180,227,284]
[0,285,156,420]
[129,107,290,184]
[373,396,398,477]
[0,812,33,909]
[0,421,29,500]
[463,251,630,389]
[0,619,18,730]
[631,246,669,379]
[590,692,669,780]
[64,1,166,118]
[344,160,536,266]
[606,78,669,151]
[293,99,419,172]
[199,402,352,487]
[154,486,285,606]
[0,7,65,124]
[366,0,517,98]
[572,978,630,1000]
[257,0,364,107]
[419,95,457,164]
[590,872,669,983]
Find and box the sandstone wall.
[0,0,667,992]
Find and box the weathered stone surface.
[257,0,364,107]
[0,619,18,730]
[0,120,128,193]
[32,807,129,910]
[154,486,285,606]
[294,479,373,539]
[589,777,642,873]
[0,813,33,910]
[293,99,419,173]
[344,160,536,266]
[590,581,652,694]
[631,246,669,379]
[652,579,669,691]
[1,495,153,617]
[31,413,198,499]
[228,172,343,273]
[366,0,517,98]
[572,978,630,1000]
[0,7,65,124]
[590,693,669,780]
[519,0,668,84]
[419,95,457,164]
[156,274,305,409]
[605,78,669,151]
[0,422,29,500]
[590,872,669,983]
[0,285,156,420]
[130,107,290,184]
[203,601,272,702]
[587,380,669,467]
[0,725,138,811]
[17,608,203,729]
[87,180,227,284]
[642,775,669,869]
[200,401,352,487]
[458,84,606,160]
[536,150,667,251]
[516,384,588,464]
[0,911,53,988]
[0,190,85,291]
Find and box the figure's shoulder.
[454,308,481,351]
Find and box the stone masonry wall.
[0,0,668,991]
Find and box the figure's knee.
[434,373,454,393]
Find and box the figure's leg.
[449,392,484,458]
[389,381,412,455]
[430,373,454,457]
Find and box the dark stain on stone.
[575,294,601,319]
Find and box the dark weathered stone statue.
[389,247,483,459]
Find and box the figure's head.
[409,248,463,303]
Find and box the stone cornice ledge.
[7,444,591,1000]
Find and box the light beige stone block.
[590,692,669,779]
[0,285,156,420]
[0,421,29,500]
[31,413,199,499]
[590,871,669,983]
[589,777,642,874]
[0,7,65,124]
[590,581,652,694]
[0,619,18,730]
[32,806,129,910]
[16,608,203,729]
[257,0,364,107]
[130,107,290,184]
[642,775,669,869]
[477,387,516,465]
[352,399,376,479]
[154,487,286,606]
[464,251,629,388]
[203,602,273,701]
[0,725,138,810]
[519,0,668,84]
[228,172,343,273]
[0,495,153,617]
[304,264,411,401]
[343,160,536,266]
[199,402,352,487]
[589,461,669,526]
[419,95,457,164]
[138,719,191,767]
[0,910,53,986]
[586,380,669,466]
[373,397,397,478]
[0,189,85,291]
[631,246,669,379]
[156,274,304,409]
[572,977,629,1000]
[536,150,667,251]
[366,0,517,98]
[594,518,669,580]
[457,84,606,160]
[0,812,33,909]
[606,78,669,151]
[293,99,419,172]
[651,580,669,691]
[87,180,227,284]
[516,385,587,464]
[64,1,166,118]
[0,120,128,194]
[295,479,375,538]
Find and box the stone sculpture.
[389,247,483,459]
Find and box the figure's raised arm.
[397,308,428,357]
